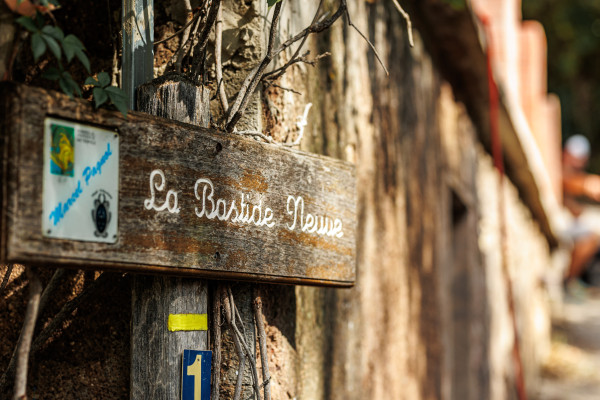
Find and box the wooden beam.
[0,82,357,287]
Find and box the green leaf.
[75,50,90,73]
[110,96,128,118]
[63,42,75,62]
[42,25,64,41]
[42,67,61,80]
[59,72,81,98]
[63,34,85,51]
[42,34,61,60]
[31,33,47,61]
[97,72,110,88]
[93,87,108,108]
[59,76,73,98]
[104,85,126,99]
[84,76,99,86]
[16,16,38,33]
[267,0,283,8]
[105,86,128,117]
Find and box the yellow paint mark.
[168,314,208,332]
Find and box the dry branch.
[12,267,42,400]
[261,0,325,82]
[391,0,415,47]
[211,285,222,400]
[225,2,284,132]
[38,268,66,316]
[0,264,14,295]
[341,0,388,75]
[192,0,220,79]
[215,1,228,113]
[254,296,271,400]
[224,2,346,132]
[154,10,200,45]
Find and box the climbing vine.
[9,0,128,116]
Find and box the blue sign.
[181,350,212,400]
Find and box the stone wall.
[252,1,555,399]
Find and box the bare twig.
[269,82,302,95]
[235,130,276,144]
[221,287,247,400]
[391,0,415,47]
[228,287,261,400]
[154,11,200,45]
[0,264,14,295]
[106,0,120,86]
[215,1,229,112]
[175,0,195,72]
[271,5,345,60]
[225,2,345,132]
[263,51,331,81]
[38,268,67,316]
[211,285,222,400]
[236,102,310,147]
[341,0,389,75]
[13,267,42,400]
[262,0,325,82]
[225,2,284,131]
[254,296,271,400]
[192,0,220,79]
[168,3,206,74]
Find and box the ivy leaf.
[93,87,108,108]
[16,16,38,33]
[267,0,283,8]
[63,34,85,51]
[42,67,61,80]
[42,25,64,41]
[31,32,47,61]
[75,51,90,73]
[84,76,99,86]
[97,71,110,88]
[42,34,61,60]
[58,71,81,98]
[105,86,128,117]
[59,76,74,98]
[63,34,85,62]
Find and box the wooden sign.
[0,83,356,287]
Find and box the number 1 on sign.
[187,354,202,400]
[181,349,211,400]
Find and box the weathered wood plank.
[0,83,356,287]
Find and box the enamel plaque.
[42,118,119,243]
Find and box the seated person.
[562,135,600,289]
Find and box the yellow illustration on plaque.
[50,124,75,177]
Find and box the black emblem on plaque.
[92,191,112,237]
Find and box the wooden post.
[123,2,210,397]
[130,77,211,398]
